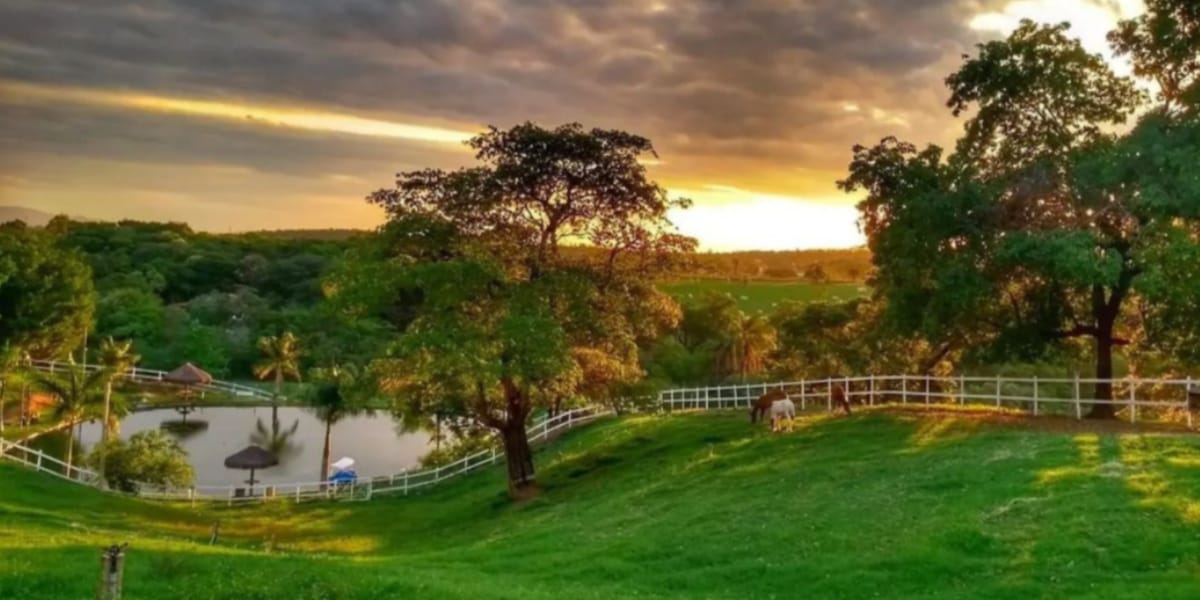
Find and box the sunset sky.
[0,0,1144,250]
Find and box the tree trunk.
[1088,333,1117,419]
[500,420,536,498]
[272,370,282,421]
[99,381,114,488]
[102,382,113,445]
[321,419,332,483]
[65,422,75,478]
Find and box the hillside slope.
[3,411,1200,599]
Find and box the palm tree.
[717,314,778,381]
[32,361,106,475]
[249,413,301,460]
[0,345,22,435]
[254,332,302,417]
[96,338,139,443]
[308,364,367,482]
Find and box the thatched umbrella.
[224,445,278,495]
[163,363,213,386]
[164,362,213,408]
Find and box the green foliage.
[52,220,352,379]
[254,332,302,397]
[1109,0,1200,110]
[0,224,94,358]
[653,292,777,384]
[362,122,694,493]
[88,430,194,493]
[839,16,1200,416]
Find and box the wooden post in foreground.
[97,544,127,600]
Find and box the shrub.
[90,430,195,493]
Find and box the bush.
[90,430,195,493]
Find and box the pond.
[38,406,436,486]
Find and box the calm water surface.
[61,406,435,486]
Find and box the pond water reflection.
[56,406,434,486]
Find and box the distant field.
[660,280,869,314]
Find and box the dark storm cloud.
[0,0,1006,204]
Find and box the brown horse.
[750,389,789,423]
[832,382,852,415]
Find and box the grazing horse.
[751,389,789,423]
[770,398,796,433]
[832,382,852,415]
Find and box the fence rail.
[28,359,277,402]
[659,374,1198,427]
[4,373,1198,504]
[0,405,610,504]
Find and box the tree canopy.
[841,18,1200,417]
[353,122,694,495]
[0,224,94,358]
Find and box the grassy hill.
[3,410,1200,599]
[661,280,870,313]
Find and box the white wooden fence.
[28,359,276,402]
[0,405,610,504]
[4,374,1198,504]
[660,374,1198,427]
[0,437,100,485]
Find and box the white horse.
[769,398,796,433]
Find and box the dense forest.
[0,215,864,384]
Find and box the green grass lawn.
[660,280,869,314]
[4,410,1200,599]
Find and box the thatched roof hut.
[163,363,213,386]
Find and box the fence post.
[1080,372,1089,420]
[1187,377,1194,429]
[403,469,409,496]
[827,381,832,412]
[844,376,851,407]
[924,375,931,405]
[799,379,806,411]
[36,449,44,472]
[1129,379,1137,423]
[902,375,908,404]
[959,373,965,406]
[296,485,301,502]
[869,375,875,406]
[97,544,127,600]
[1032,376,1039,416]
[366,480,373,501]
[995,377,1002,408]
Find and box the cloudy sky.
[0,0,1144,250]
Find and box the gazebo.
[224,445,278,496]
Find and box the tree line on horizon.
[1,2,1197,495]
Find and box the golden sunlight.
[668,185,864,251]
[0,80,476,145]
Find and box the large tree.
[360,122,693,496]
[0,223,95,358]
[839,20,1200,418]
